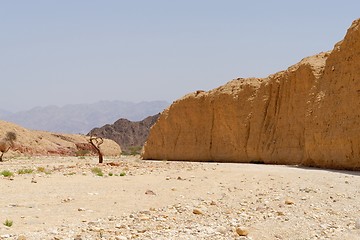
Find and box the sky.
[0,1,359,112]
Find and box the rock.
[138,214,150,221]
[115,236,128,240]
[142,18,360,171]
[355,218,360,229]
[78,208,86,211]
[216,226,227,234]
[145,190,156,195]
[285,199,295,205]
[236,227,249,236]
[192,208,203,214]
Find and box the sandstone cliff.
[142,19,360,170]
[88,114,160,154]
[0,120,121,158]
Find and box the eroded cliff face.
[142,19,360,170]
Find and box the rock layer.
[142,19,360,170]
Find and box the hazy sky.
[1,1,359,111]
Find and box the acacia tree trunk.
[89,136,104,163]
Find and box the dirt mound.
[88,114,160,154]
[0,120,121,158]
[142,18,360,170]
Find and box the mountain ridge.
[88,114,160,154]
[1,100,169,134]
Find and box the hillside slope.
[0,120,121,158]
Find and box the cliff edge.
[142,19,360,170]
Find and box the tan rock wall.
[304,19,360,169]
[143,19,360,170]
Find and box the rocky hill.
[2,100,168,134]
[142,19,360,170]
[0,120,121,158]
[88,114,160,154]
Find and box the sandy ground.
[0,156,360,240]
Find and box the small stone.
[355,218,360,229]
[216,226,227,234]
[210,200,217,206]
[165,177,170,180]
[236,227,249,236]
[17,236,27,240]
[138,214,150,221]
[285,199,294,205]
[193,208,203,215]
[115,224,127,229]
[115,236,128,240]
[277,211,285,216]
[31,177,37,183]
[78,208,86,211]
[145,190,156,195]
[88,221,99,226]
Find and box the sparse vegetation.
[37,167,51,174]
[123,146,142,155]
[120,172,126,177]
[108,172,113,176]
[17,168,34,174]
[3,219,13,227]
[91,167,103,176]
[75,149,90,157]
[1,170,14,177]
[64,172,76,176]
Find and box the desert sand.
[0,156,359,240]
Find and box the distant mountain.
[88,114,160,154]
[2,101,168,134]
[0,109,12,118]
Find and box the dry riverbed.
[0,156,360,239]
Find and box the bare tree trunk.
[89,136,104,164]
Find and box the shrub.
[120,172,126,177]
[37,167,51,174]
[1,170,14,177]
[91,167,103,176]
[3,219,13,227]
[17,168,34,175]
